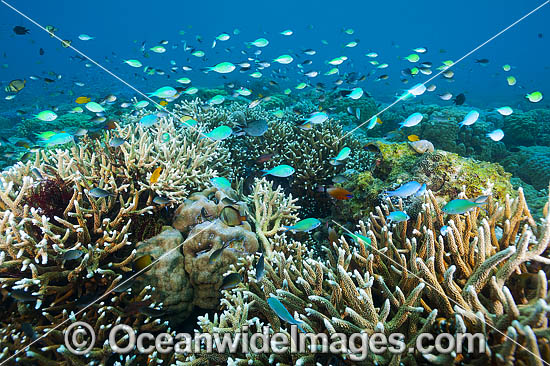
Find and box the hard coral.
[133,226,194,326]
[172,187,259,309]
[0,116,228,365]
[184,184,550,366]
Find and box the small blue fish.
[283,218,321,232]
[210,177,231,191]
[305,112,328,125]
[400,112,423,128]
[330,147,351,162]
[442,199,486,215]
[205,126,232,141]
[345,232,371,250]
[262,164,295,178]
[440,225,449,236]
[267,296,305,332]
[386,181,422,198]
[140,114,158,127]
[43,132,73,147]
[387,211,410,223]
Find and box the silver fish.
[89,187,115,198]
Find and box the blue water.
[0,0,548,112]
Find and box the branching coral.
[247,177,300,256]
[0,116,230,365]
[184,183,550,366]
[171,98,375,217]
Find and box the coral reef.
[1,93,549,366]
[502,109,550,147]
[0,116,229,364]
[174,187,259,309]
[502,146,550,191]
[133,227,194,325]
[184,183,550,366]
[247,177,300,256]
[339,141,515,222]
[377,104,509,163]
[174,98,376,218]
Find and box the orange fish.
[150,167,162,184]
[75,96,91,104]
[408,134,420,142]
[256,153,275,164]
[15,141,30,149]
[327,187,353,200]
[103,121,117,130]
[159,100,168,106]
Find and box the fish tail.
[261,170,268,176]
[282,226,292,232]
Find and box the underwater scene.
[0,0,550,365]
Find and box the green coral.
[339,141,515,222]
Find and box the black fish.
[13,26,29,35]
[21,323,38,340]
[10,289,38,302]
[475,59,489,65]
[454,93,466,105]
[140,306,166,317]
[39,48,44,56]
[221,272,242,290]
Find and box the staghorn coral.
[247,177,300,256]
[0,116,229,365]
[171,98,375,217]
[183,182,550,366]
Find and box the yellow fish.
[75,96,91,104]
[159,100,168,106]
[150,167,162,184]
[133,254,154,272]
[180,115,193,122]
[408,134,420,142]
[61,39,72,48]
[5,79,25,93]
